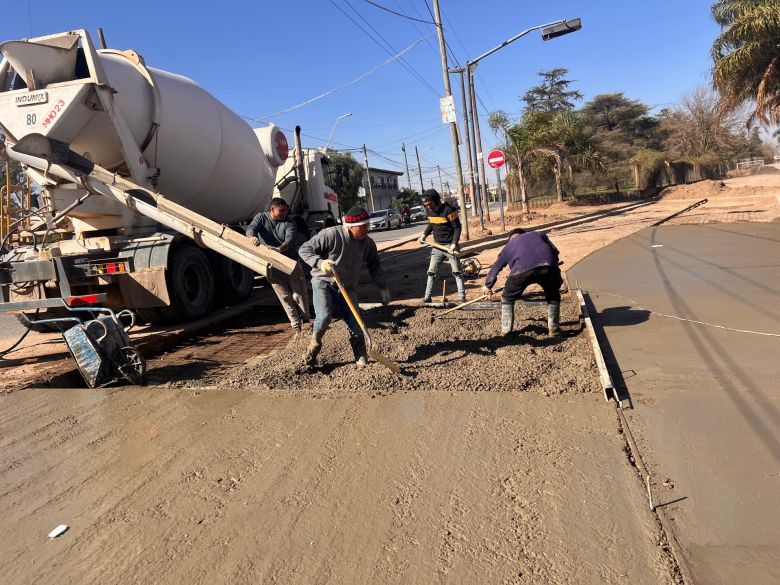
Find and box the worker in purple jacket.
[482,228,563,336]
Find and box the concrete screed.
[569,222,780,585]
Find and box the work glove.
[380,288,391,306]
[417,235,427,244]
[320,259,335,275]
[251,236,262,247]
[481,285,493,297]
[449,243,459,254]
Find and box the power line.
[328,0,440,98]
[361,0,435,24]
[343,0,440,96]
[243,34,431,122]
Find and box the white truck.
[0,30,341,324]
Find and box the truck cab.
[273,135,341,233]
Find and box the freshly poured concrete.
[569,223,780,584]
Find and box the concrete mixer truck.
[0,29,342,324]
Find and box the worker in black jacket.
[416,189,466,302]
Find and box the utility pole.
[437,165,444,195]
[362,144,375,212]
[451,68,476,226]
[401,143,412,190]
[466,67,485,230]
[415,146,425,194]
[432,0,469,240]
[468,66,491,221]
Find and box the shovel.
[330,267,401,374]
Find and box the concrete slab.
[569,223,780,585]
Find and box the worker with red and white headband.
[299,206,390,367]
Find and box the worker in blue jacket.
[483,228,563,336]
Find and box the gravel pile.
[188,299,600,397]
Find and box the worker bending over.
[298,206,390,367]
[483,228,563,336]
[246,197,309,334]
[416,189,466,302]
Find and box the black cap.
[422,189,440,204]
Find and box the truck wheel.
[214,256,254,305]
[156,244,215,323]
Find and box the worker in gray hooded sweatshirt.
[298,205,390,367]
[246,197,309,334]
[482,228,563,336]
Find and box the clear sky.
[1,0,721,190]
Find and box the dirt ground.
[1,171,779,584]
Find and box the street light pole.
[466,66,485,230]
[464,17,581,220]
[432,0,469,240]
[450,67,476,229]
[325,112,352,150]
[468,65,491,221]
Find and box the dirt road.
[1,173,778,584]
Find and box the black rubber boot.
[349,336,368,366]
[547,302,561,336]
[501,302,514,335]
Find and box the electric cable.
[341,0,440,96]
[328,0,440,97]
[243,34,430,122]
[361,0,435,24]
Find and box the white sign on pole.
[440,95,457,124]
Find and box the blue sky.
[1,1,721,189]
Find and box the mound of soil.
[183,300,600,397]
[660,180,728,200]
[727,164,780,178]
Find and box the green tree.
[392,187,420,210]
[326,151,364,211]
[521,68,583,113]
[580,93,661,157]
[711,0,780,126]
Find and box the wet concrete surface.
[569,222,780,585]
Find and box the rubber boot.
[501,302,514,335]
[304,329,325,367]
[547,302,561,336]
[454,273,466,303]
[422,274,435,303]
[349,336,368,366]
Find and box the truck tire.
[155,244,215,323]
[213,256,254,306]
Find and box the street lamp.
[325,112,352,150]
[464,18,582,225]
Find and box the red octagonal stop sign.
[487,149,505,168]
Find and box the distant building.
[360,167,404,211]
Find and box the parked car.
[409,205,427,222]
[369,209,402,231]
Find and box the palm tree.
[489,111,530,213]
[711,0,780,126]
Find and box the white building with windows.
[359,167,404,211]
